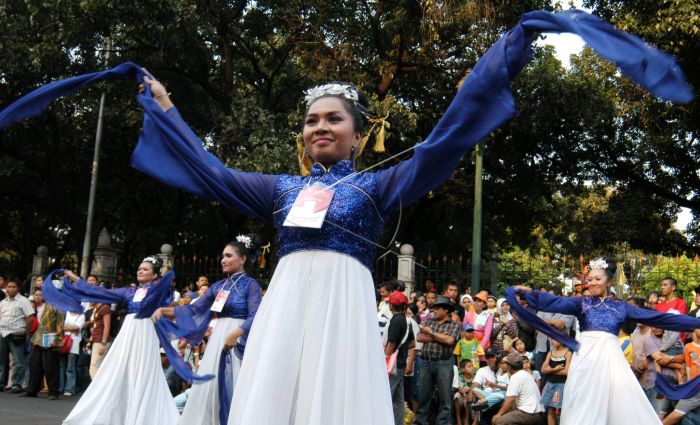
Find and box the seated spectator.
[522,359,541,389]
[472,354,509,410]
[619,319,637,366]
[512,339,533,361]
[470,349,502,424]
[452,359,475,425]
[661,328,700,424]
[492,353,544,425]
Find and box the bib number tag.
[133,287,148,303]
[211,290,230,312]
[283,183,334,229]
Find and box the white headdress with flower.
[588,258,608,270]
[236,235,252,249]
[142,255,160,265]
[304,83,359,106]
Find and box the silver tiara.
[588,258,608,270]
[304,83,359,106]
[142,255,160,265]
[236,235,252,249]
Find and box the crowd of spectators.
[378,277,700,425]
[3,271,700,425]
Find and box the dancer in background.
[151,236,262,425]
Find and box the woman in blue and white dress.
[52,257,180,425]
[151,236,262,425]
[509,257,700,425]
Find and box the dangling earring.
[350,144,358,168]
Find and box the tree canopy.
[0,0,696,280]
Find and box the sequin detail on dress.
[273,160,384,270]
[577,297,627,335]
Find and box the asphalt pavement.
[0,390,78,424]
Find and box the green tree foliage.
[0,0,692,281]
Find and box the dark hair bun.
[228,234,265,262]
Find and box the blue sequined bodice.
[125,286,143,314]
[577,297,628,334]
[210,274,255,319]
[273,161,384,270]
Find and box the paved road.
[0,390,78,424]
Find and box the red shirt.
[656,297,687,315]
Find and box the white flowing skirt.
[179,317,243,425]
[63,314,179,425]
[561,331,661,425]
[229,250,393,425]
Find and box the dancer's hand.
[512,285,531,293]
[138,69,173,111]
[63,270,80,282]
[150,307,164,322]
[223,328,244,351]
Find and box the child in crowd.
[452,359,475,425]
[454,324,484,369]
[472,356,509,410]
[512,338,533,360]
[523,358,541,390]
[619,319,636,366]
[486,295,498,315]
[540,338,572,425]
[684,329,700,382]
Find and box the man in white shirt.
[0,280,34,393]
[492,352,544,425]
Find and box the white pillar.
[397,244,416,295]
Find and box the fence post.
[398,244,416,295]
[158,244,175,274]
[31,245,49,293]
[90,227,121,283]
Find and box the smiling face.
[136,262,157,284]
[221,244,245,275]
[587,268,610,298]
[303,97,362,166]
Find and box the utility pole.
[79,38,111,278]
[470,142,483,291]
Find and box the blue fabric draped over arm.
[153,319,214,384]
[505,286,580,352]
[375,9,693,216]
[625,303,700,332]
[135,271,175,319]
[41,270,84,315]
[169,285,216,345]
[234,279,262,360]
[655,373,700,400]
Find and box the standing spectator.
[453,324,484,368]
[648,292,660,310]
[378,281,396,330]
[534,288,575,375]
[465,294,493,350]
[0,275,6,295]
[384,291,414,425]
[59,309,84,396]
[492,353,544,425]
[540,338,572,425]
[656,278,687,315]
[195,275,209,289]
[491,299,518,353]
[404,303,421,412]
[25,297,63,400]
[443,281,464,321]
[453,359,475,425]
[413,295,462,425]
[0,280,34,393]
[88,302,111,379]
[645,327,679,419]
[687,286,700,318]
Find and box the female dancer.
[46,257,180,425]
[151,236,262,425]
[0,9,692,425]
[508,257,700,425]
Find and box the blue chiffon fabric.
[42,269,212,383]
[506,286,700,400]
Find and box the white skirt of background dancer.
[179,317,244,425]
[63,314,179,425]
[561,331,661,425]
[229,250,393,425]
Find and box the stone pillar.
[158,244,174,274]
[397,244,416,295]
[90,228,121,282]
[30,245,49,293]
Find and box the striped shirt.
[0,294,34,337]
